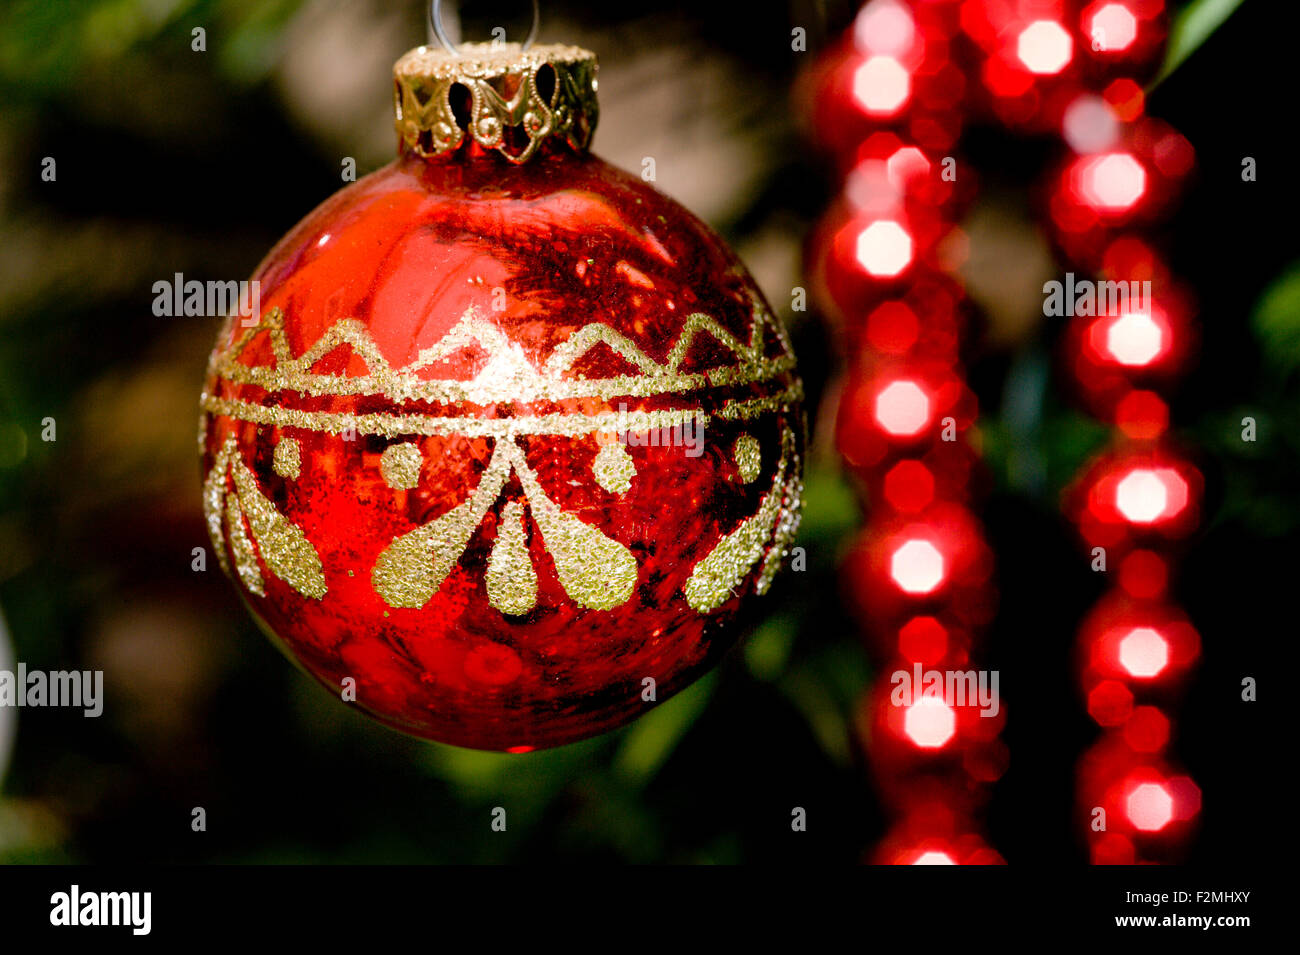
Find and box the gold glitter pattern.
[486,501,538,615]
[224,491,263,596]
[204,302,802,614]
[380,443,422,490]
[203,438,234,578]
[273,437,301,480]
[510,440,637,611]
[733,434,761,483]
[683,427,801,613]
[756,462,804,597]
[592,443,635,494]
[393,42,598,164]
[372,438,637,612]
[204,436,328,600]
[200,389,798,440]
[208,305,795,407]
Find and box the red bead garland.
[808,0,1005,865]
[809,0,1201,863]
[988,0,1205,863]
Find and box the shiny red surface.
[201,143,801,750]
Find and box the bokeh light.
[886,145,930,189]
[1063,95,1120,153]
[853,56,912,116]
[1127,781,1174,831]
[1016,20,1073,75]
[854,0,916,57]
[911,850,956,864]
[1115,467,1188,524]
[875,379,931,435]
[1086,3,1139,53]
[903,695,956,748]
[1103,78,1145,121]
[1118,626,1169,678]
[1078,152,1147,211]
[1105,310,1165,366]
[856,219,914,276]
[890,538,946,594]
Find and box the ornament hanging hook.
[430,0,541,55]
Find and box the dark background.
[0,0,1288,864]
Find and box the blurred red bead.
[821,202,961,315]
[1122,704,1171,752]
[842,502,998,633]
[1091,831,1137,864]
[883,459,938,512]
[836,358,977,468]
[1087,678,1135,726]
[961,1,1096,131]
[1078,737,1199,856]
[1117,547,1168,598]
[872,802,1006,864]
[865,300,922,353]
[1114,389,1169,439]
[1043,119,1194,265]
[1078,0,1169,84]
[1102,77,1145,120]
[1076,591,1202,690]
[845,267,969,358]
[898,614,951,664]
[1066,443,1202,547]
[857,672,1007,798]
[803,2,968,171]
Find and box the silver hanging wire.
[429,0,541,55]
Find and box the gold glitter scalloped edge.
[209,305,796,406]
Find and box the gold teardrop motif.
[372,497,475,609]
[230,454,327,599]
[531,506,637,611]
[372,440,515,608]
[683,427,797,613]
[224,491,265,596]
[486,500,538,615]
[507,441,637,611]
[682,481,781,613]
[202,439,235,577]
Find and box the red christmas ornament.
[199,40,803,750]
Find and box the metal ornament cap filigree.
[393,41,598,163]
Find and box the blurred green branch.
[1153,0,1248,86]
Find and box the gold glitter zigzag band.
[209,305,796,405]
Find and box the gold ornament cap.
[393,42,598,164]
